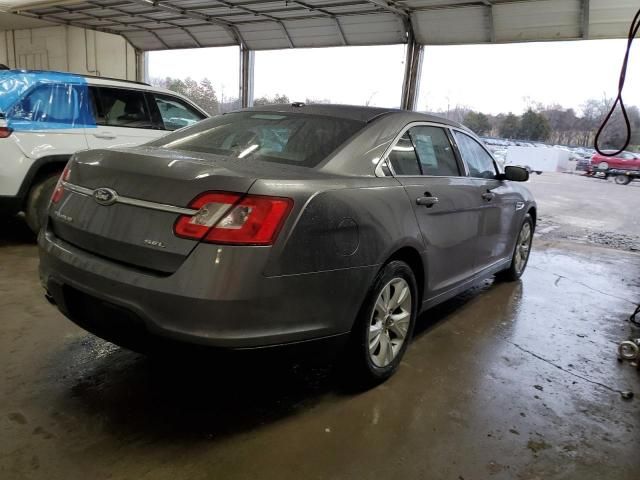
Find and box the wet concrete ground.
[525,173,640,251]
[1,213,640,479]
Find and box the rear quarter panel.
[249,177,424,277]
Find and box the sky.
[148,39,639,115]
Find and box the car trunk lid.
[49,147,257,274]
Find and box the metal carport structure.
[5,0,640,109]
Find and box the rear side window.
[388,132,421,175]
[153,94,205,131]
[409,126,460,176]
[94,87,152,129]
[9,83,90,127]
[154,111,364,168]
[453,131,497,179]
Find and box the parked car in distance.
[0,69,208,232]
[40,104,536,385]
[591,150,640,172]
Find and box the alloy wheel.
[368,278,412,368]
[514,222,532,274]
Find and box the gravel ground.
[526,172,640,251]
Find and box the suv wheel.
[25,174,59,233]
[344,260,418,388]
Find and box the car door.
[85,86,165,150]
[386,124,483,296]
[451,129,517,270]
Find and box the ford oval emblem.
[93,187,118,206]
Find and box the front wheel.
[597,161,609,170]
[343,260,418,387]
[497,214,534,282]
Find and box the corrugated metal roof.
[6,0,639,51]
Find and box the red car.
[591,150,640,171]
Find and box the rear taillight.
[51,164,72,204]
[174,192,293,246]
[0,118,12,138]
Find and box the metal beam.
[363,0,409,18]
[280,22,295,48]
[205,0,295,48]
[400,28,423,111]
[486,3,495,43]
[239,46,255,108]
[582,0,590,39]
[335,18,347,45]
[136,0,246,47]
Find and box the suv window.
[94,87,152,129]
[409,126,460,176]
[388,132,421,175]
[10,83,88,126]
[453,131,497,179]
[153,94,205,131]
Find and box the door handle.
[481,191,495,201]
[416,196,439,207]
[93,132,116,140]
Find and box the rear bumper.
[38,228,377,349]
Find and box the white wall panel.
[0,25,136,80]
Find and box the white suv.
[0,70,208,232]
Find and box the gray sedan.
[39,104,535,385]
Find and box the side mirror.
[501,165,529,182]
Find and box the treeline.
[152,77,636,149]
[433,98,640,148]
[151,77,327,114]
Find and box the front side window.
[409,126,460,176]
[453,131,497,179]
[153,94,205,131]
[95,87,152,129]
[153,111,364,168]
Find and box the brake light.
[0,119,12,138]
[174,192,293,245]
[51,164,72,204]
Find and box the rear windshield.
[152,111,365,168]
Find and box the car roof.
[246,103,465,128]
[0,69,208,115]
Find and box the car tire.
[343,260,418,388]
[497,213,534,282]
[614,175,631,185]
[597,161,609,170]
[25,174,59,233]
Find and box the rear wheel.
[497,214,534,281]
[614,175,631,185]
[25,174,59,233]
[344,260,418,387]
